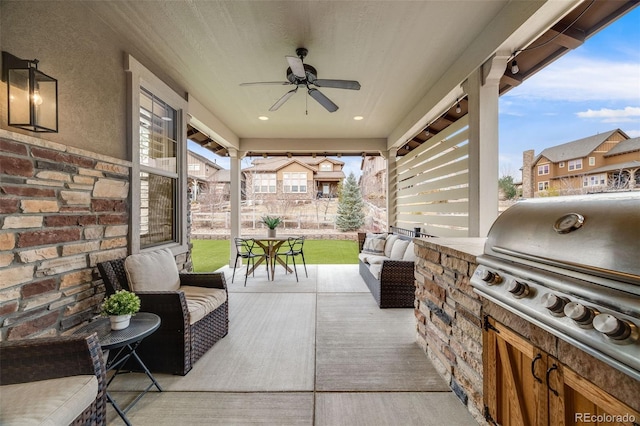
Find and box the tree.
[336,172,365,231]
[498,175,517,200]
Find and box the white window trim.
[589,156,596,166]
[568,159,583,171]
[127,55,189,255]
[537,164,549,176]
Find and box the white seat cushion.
[125,248,180,292]
[358,252,371,263]
[0,375,98,426]
[390,239,410,260]
[181,285,228,325]
[366,255,390,265]
[368,264,383,280]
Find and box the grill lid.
[484,193,640,283]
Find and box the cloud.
[503,56,640,102]
[627,130,640,138]
[576,106,640,120]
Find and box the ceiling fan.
[240,47,361,113]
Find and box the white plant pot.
[110,314,131,330]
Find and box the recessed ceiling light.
[258,116,269,121]
[353,116,364,121]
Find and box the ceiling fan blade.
[308,88,338,113]
[286,55,306,79]
[269,87,298,111]
[313,79,361,90]
[240,81,292,86]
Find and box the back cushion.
[403,242,416,262]
[389,239,410,260]
[362,233,387,255]
[124,248,180,292]
[384,235,399,258]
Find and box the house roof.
[243,156,342,173]
[315,171,346,181]
[534,129,628,163]
[584,160,640,175]
[604,137,640,157]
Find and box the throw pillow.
[403,242,416,262]
[390,239,410,260]
[362,233,387,255]
[384,234,399,258]
[124,248,180,292]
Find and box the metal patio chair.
[275,236,308,282]
[233,237,269,286]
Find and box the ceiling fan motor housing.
[286,64,318,84]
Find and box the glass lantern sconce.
[2,51,58,133]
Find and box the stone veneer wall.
[413,237,486,424]
[0,130,131,340]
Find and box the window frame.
[283,172,308,193]
[589,156,596,166]
[568,159,583,171]
[127,55,189,255]
[538,181,549,191]
[537,164,550,176]
[253,173,277,193]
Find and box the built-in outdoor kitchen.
[413,193,640,426]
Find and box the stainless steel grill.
[471,193,640,380]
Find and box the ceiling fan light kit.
[241,47,360,113]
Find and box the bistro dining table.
[245,235,295,281]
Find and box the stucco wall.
[1,1,186,162]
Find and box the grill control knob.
[480,270,502,285]
[541,293,568,315]
[564,302,596,326]
[507,281,530,298]
[593,314,632,340]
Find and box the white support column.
[384,148,398,230]
[228,148,244,267]
[463,52,509,237]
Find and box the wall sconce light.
[2,51,58,132]
[455,101,462,114]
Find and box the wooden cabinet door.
[484,317,548,426]
[547,358,640,426]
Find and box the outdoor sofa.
[0,333,107,425]
[98,248,229,375]
[357,231,417,308]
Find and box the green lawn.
[191,239,359,272]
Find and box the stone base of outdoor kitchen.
[413,238,640,425]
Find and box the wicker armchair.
[0,333,107,425]
[97,258,229,376]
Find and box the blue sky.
[190,6,640,180]
[499,6,640,177]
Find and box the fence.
[192,212,338,230]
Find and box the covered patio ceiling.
[86,1,637,158]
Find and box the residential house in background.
[522,129,640,197]
[187,150,231,202]
[243,156,345,201]
[359,156,387,205]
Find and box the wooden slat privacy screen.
[395,116,469,237]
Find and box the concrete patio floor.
[106,264,477,425]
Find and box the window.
[254,173,276,193]
[283,172,308,193]
[589,157,596,166]
[559,162,565,168]
[537,164,549,175]
[538,181,549,191]
[188,163,200,171]
[320,163,332,171]
[583,174,606,187]
[568,159,582,171]
[128,55,188,254]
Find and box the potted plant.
[261,215,282,237]
[100,290,141,330]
